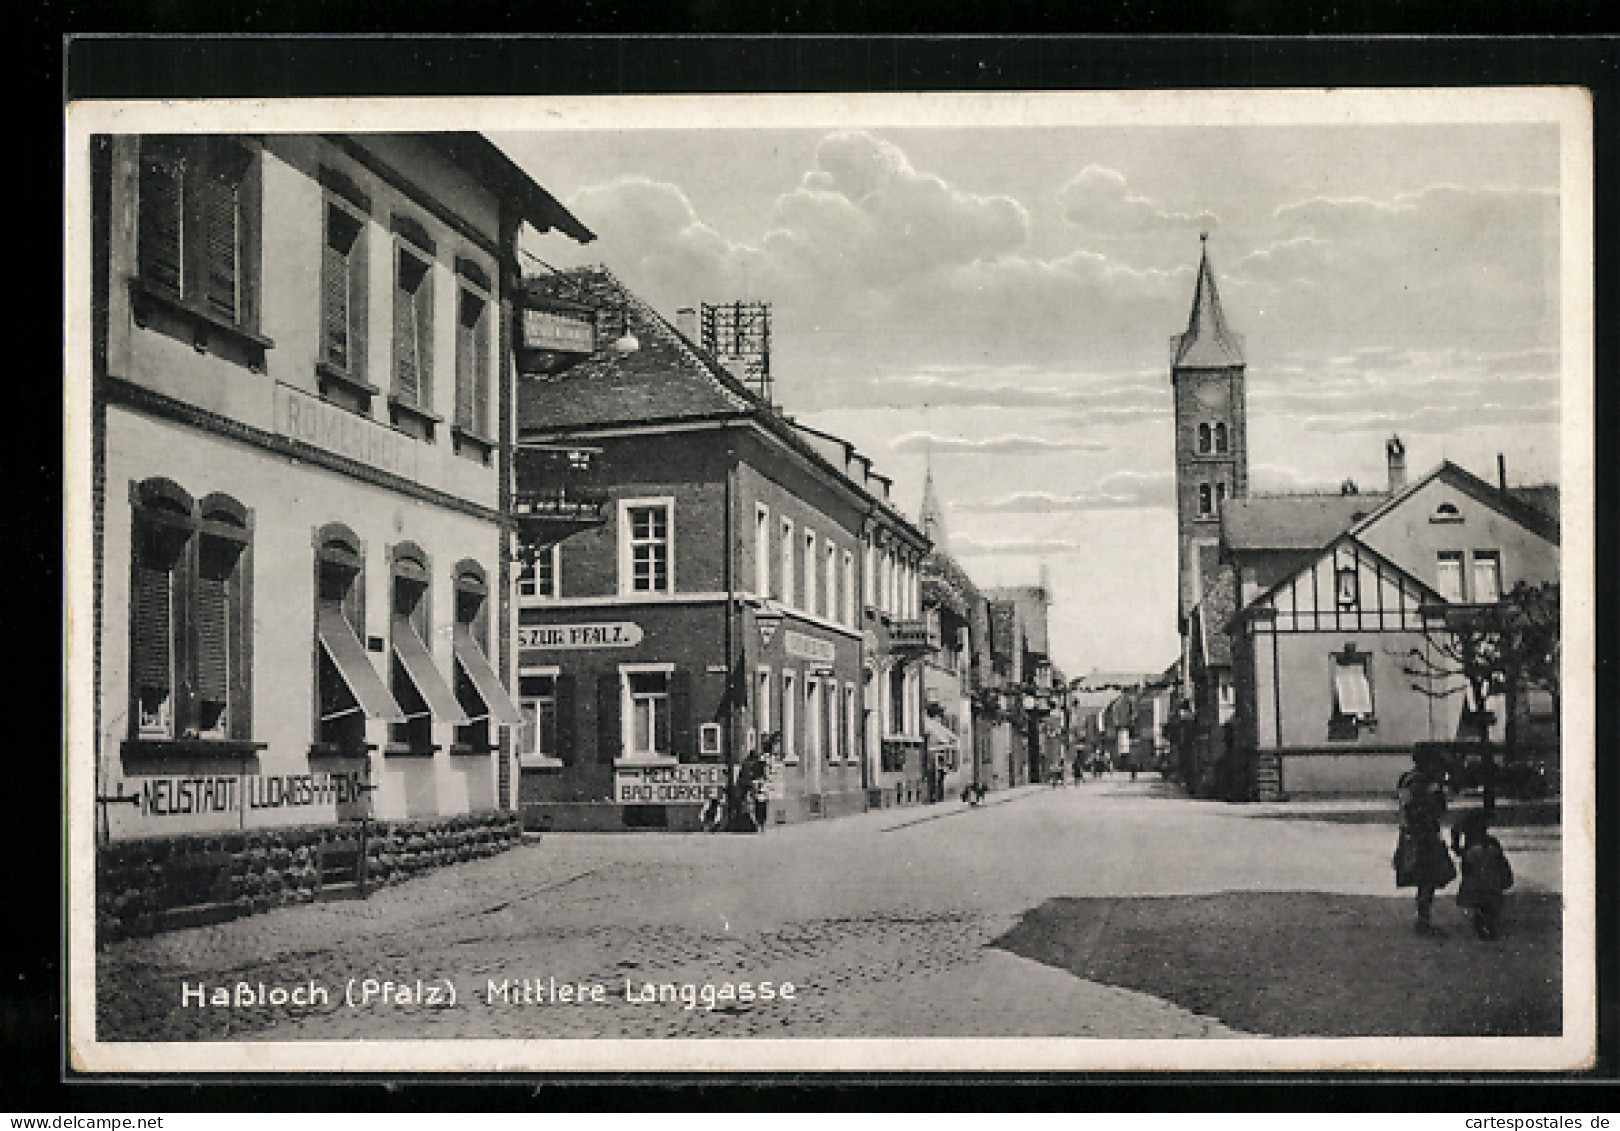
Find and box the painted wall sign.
[274,382,418,480]
[111,771,366,825]
[519,622,644,649]
[614,763,728,805]
[783,630,837,665]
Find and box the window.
[454,269,493,445]
[623,670,671,758]
[781,670,798,762]
[803,529,817,614]
[128,480,253,746]
[1215,482,1227,511]
[451,563,521,752]
[320,199,369,389]
[1214,422,1228,454]
[518,672,559,762]
[1436,551,1465,603]
[825,541,838,621]
[780,518,795,608]
[700,723,723,757]
[888,665,907,737]
[388,545,467,752]
[519,543,559,601]
[843,549,855,626]
[620,499,673,595]
[137,136,258,328]
[864,538,875,609]
[844,683,858,763]
[392,234,435,415]
[1329,649,1375,740]
[805,677,823,762]
[314,523,402,753]
[755,504,771,597]
[1198,483,1213,517]
[1472,551,1502,604]
[756,667,772,751]
[1431,501,1463,524]
[1197,423,1212,454]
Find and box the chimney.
[675,307,698,343]
[1497,453,1508,492]
[1386,434,1407,494]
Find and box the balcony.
[887,619,939,656]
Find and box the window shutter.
[670,669,693,759]
[454,298,475,430]
[596,673,620,763]
[556,673,577,765]
[415,265,434,404]
[393,264,420,404]
[198,163,242,322]
[194,538,239,703]
[321,213,352,369]
[472,300,490,435]
[132,560,173,692]
[138,142,184,297]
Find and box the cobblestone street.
[94,777,1564,1043]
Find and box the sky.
[493,113,1564,677]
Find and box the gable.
[1246,535,1438,634]
[1355,467,1560,597]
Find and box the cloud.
[1058,166,1217,236]
[958,469,1176,514]
[949,535,1092,557]
[888,431,1107,455]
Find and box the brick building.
[511,268,933,831]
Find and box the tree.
[1404,581,1560,813]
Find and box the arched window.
[1214,422,1228,454]
[451,559,521,753]
[387,542,466,752]
[128,479,253,747]
[1197,423,1212,454]
[313,523,401,753]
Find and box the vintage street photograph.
[64,88,1594,1074]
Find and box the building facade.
[511,269,932,831]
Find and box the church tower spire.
[919,462,947,547]
[1170,233,1249,627]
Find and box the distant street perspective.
[98,774,1560,1042]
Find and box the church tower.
[919,464,947,548]
[1170,234,1248,626]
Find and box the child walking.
[1453,810,1514,940]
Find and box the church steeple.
[1171,233,1245,369]
[919,465,947,547]
[1170,233,1248,627]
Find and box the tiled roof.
[1222,492,1387,552]
[515,267,755,432]
[1509,484,1560,524]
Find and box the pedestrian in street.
[1452,810,1514,940]
[1393,750,1457,935]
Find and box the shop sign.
[113,770,366,825]
[614,763,728,805]
[519,622,643,649]
[274,383,417,480]
[783,630,836,665]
